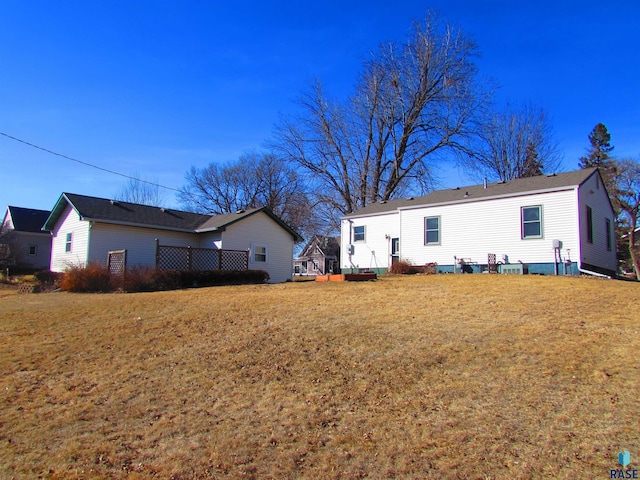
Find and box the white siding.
[88,223,199,267]
[50,205,91,272]
[198,231,222,249]
[400,189,579,267]
[577,174,617,272]
[220,211,295,283]
[341,211,400,271]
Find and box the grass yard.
[0,274,638,479]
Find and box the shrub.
[389,260,419,275]
[59,263,112,292]
[58,265,271,293]
[34,270,63,286]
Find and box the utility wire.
[0,131,183,193]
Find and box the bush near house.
[389,260,437,275]
[59,264,270,293]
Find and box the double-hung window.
[353,225,365,242]
[253,243,267,263]
[28,245,37,256]
[424,216,440,245]
[65,233,73,252]
[586,206,593,243]
[605,218,612,251]
[521,206,542,239]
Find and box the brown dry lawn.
[0,274,638,479]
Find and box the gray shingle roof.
[44,193,211,232]
[6,206,51,233]
[344,168,600,218]
[42,193,303,241]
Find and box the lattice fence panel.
[107,250,126,277]
[156,245,248,271]
[157,246,189,270]
[191,248,219,271]
[220,250,248,271]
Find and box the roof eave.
[81,217,199,233]
[396,185,579,212]
[42,193,77,231]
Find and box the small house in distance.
[0,206,52,272]
[294,235,340,276]
[42,193,303,283]
[341,168,617,277]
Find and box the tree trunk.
[629,229,640,280]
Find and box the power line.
[0,131,183,193]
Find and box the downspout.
[347,219,356,271]
[87,220,93,267]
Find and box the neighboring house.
[341,168,618,277]
[294,235,340,275]
[0,206,52,271]
[42,193,303,283]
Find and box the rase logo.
[610,450,638,479]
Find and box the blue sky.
[2,1,639,213]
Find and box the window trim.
[586,206,593,244]
[252,243,268,263]
[424,216,441,245]
[521,205,543,239]
[353,225,365,242]
[65,232,73,253]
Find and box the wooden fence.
[155,240,249,271]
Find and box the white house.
[340,168,618,277]
[42,193,303,283]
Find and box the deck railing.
[155,240,249,271]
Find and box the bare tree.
[179,152,315,239]
[612,159,640,279]
[115,173,168,207]
[460,103,562,182]
[273,13,491,230]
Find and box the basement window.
[521,206,542,239]
[65,232,73,252]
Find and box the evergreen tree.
[579,123,614,168]
[521,141,544,177]
[579,123,618,196]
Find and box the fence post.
[155,238,159,268]
[187,246,192,271]
[218,249,222,270]
[245,249,249,270]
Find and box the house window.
[586,206,593,244]
[606,218,612,251]
[65,233,73,252]
[521,206,542,239]
[353,225,365,242]
[28,245,37,256]
[253,243,267,263]
[424,216,440,245]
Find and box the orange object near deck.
[315,273,377,282]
